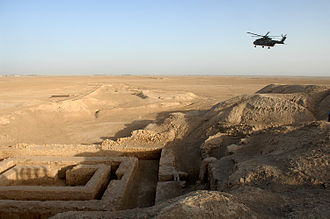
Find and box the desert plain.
[0,75,329,218]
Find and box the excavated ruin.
[0,84,329,218]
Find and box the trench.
[125,159,160,208]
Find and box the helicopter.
[247,32,287,49]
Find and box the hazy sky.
[1,0,330,76]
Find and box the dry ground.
[1,75,329,146]
[1,75,329,218]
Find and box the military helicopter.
[247,32,287,49]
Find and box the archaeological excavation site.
[0,81,329,218]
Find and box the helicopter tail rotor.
[280,34,287,43]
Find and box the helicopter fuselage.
[254,38,277,47]
[253,36,286,48]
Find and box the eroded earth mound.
[49,84,330,218]
[1,83,329,218]
[53,191,260,219]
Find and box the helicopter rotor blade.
[247,32,263,37]
[265,32,270,36]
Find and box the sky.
[0,0,330,76]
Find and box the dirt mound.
[101,113,184,148]
[140,84,329,218]
[206,84,330,128]
[207,94,314,128]
[257,84,330,120]
[257,84,328,94]
[204,121,330,218]
[0,81,200,146]
[224,121,329,188]
[35,99,94,115]
[52,191,260,218]
[101,112,199,149]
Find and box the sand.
[0,75,329,218]
[0,75,329,146]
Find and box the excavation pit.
[0,165,66,186]
[0,164,110,201]
[0,156,138,218]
